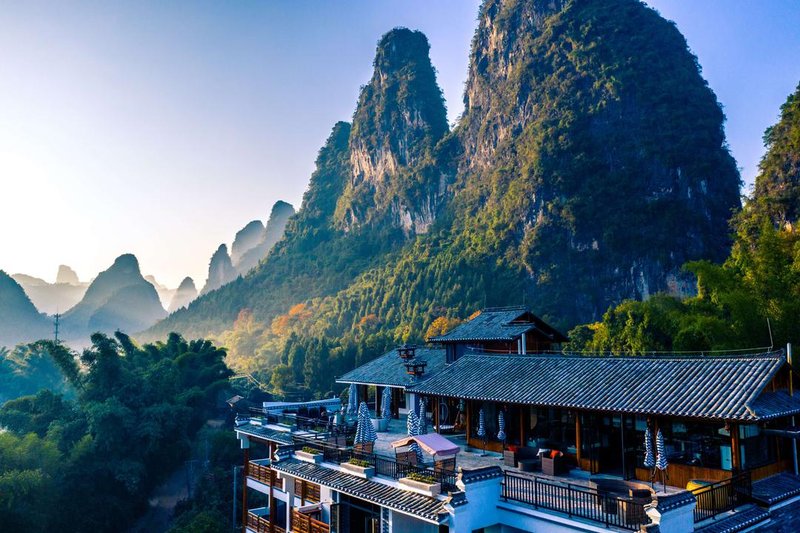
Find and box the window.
[657,421,731,470]
[739,424,775,469]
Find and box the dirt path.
[129,463,194,533]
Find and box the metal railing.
[691,471,752,523]
[249,410,357,441]
[293,439,459,492]
[502,472,650,531]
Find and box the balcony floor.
[373,418,683,495]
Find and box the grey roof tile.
[337,347,447,388]
[429,306,568,343]
[271,459,447,523]
[235,423,294,445]
[412,352,789,421]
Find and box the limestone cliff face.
[167,277,198,313]
[236,201,295,274]
[0,270,50,346]
[231,220,266,266]
[335,28,449,235]
[62,254,166,337]
[751,82,800,228]
[200,244,237,296]
[450,0,742,323]
[56,265,80,285]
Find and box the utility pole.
[53,313,60,343]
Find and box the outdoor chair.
[541,451,565,476]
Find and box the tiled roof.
[458,466,504,484]
[695,505,769,532]
[429,306,568,343]
[271,459,447,523]
[655,491,696,512]
[747,390,800,420]
[412,352,790,421]
[235,422,294,445]
[751,472,800,506]
[337,347,447,388]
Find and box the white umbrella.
[477,408,487,455]
[381,386,392,420]
[354,401,376,445]
[643,427,655,468]
[406,409,423,463]
[347,383,358,417]
[497,410,506,443]
[655,429,668,490]
[418,397,428,435]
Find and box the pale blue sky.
[1,1,798,289]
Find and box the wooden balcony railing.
[293,479,321,503]
[248,460,283,490]
[291,509,330,533]
[246,511,286,533]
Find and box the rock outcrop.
[167,277,198,313]
[12,266,88,315]
[61,254,166,337]
[751,81,800,228]
[235,201,296,274]
[231,220,266,266]
[56,265,80,285]
[0,270,51,347]
[334,28,449,235]
[200,244,237,296]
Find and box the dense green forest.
[0,333,232,532]
[147,0,741,400]
[568,82,800,354]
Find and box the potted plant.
[295,446,323,464]
[399,472,441,496]
[341,458,375,479]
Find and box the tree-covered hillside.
[0,333,232,532]
[145,0,742,398]
[568,80,800,354]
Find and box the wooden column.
[242,447,249,532]
[731,424,741,471]
[268,442,275,533]
[575,412,582,463]
[466,401,472,448]
[434,399,440,433]
[519,407,525,447]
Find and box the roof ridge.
[459,350,785,361]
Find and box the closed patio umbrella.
[655,429,668,491]
[477,408,487,455]
[406,409,423,464]
[354,401,377,447]
[381,386,392,420]
[497,410,506,445]
[643,427,655,468]
[347,383,358,417]
[418,397,428,435]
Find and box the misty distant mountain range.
[1,200,293,348]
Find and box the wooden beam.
[242,447,249,533]
[269,442,275,533]
[731,424,741,471]
[575,412,582,463]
